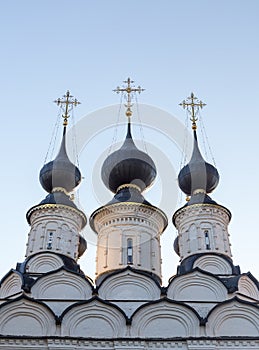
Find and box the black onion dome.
[78,234,87,258]
[106,185,152,206]
[39,128,81,193]
[39,191,78,208]
[173,236,180,256]
[178,130,219,196]
[101,122,157,193]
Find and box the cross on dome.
[179,92,206,130]
[113,77,145,118]
[54,90,81,127]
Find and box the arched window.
[47,232,53,249]
[127,238,133,264]
[204,230,210,250]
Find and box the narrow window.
[127,238,133,264]
[47,232,53,250]
[204,230,210,250]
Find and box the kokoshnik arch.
[0,80,258,349]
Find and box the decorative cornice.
[173,203,231,226]
[91,201,167,233]
[26,203,87,228]
[192,188,206,195]
[52,187,70,196]
[0,337,258,346]
[116,183,141,193]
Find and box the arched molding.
[61,297,128,337]
[130,298,200,337]
[193,254,232,275]
[167,269,227,302]
[25,253,63,273]
[0,295,56,336]
[206,297,259,336]
[31,267,93,299]
[98,268,161,300]
[237,275,259,301]
[0,270,23,298]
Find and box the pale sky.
[0,0,259,284]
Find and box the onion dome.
[26,91,86,229]
[101,122,157,193]
[174,236,180,256]
[178,129,219,196]
[78,235,87,258]
[39,128,81,193]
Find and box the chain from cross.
[54,90,81,126]
[113,78,145,118]
[179,92,206,130]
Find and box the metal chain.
[199,112,217,166]
[135,93,148,153]
[44,109,61,164]
[178,109,190,206]
[108,92,123,156]
[71,108,80,167]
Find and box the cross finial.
[179,92,206,130]
[113,78,145,118]
[54,90,81,127]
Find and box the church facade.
[0,87,258,349]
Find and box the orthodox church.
[0,81,258,349]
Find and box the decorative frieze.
[0,337,258,349]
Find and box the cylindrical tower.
[90,79,167,285]
[173,93,233,275]
[24,91,87,274]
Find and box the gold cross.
[179,92,206,130]
[54,90,81,126]
[113,78,145,118]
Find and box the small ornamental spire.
[54,90,81,127]
[113,78,145,118]
[179,92,206,130]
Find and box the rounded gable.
[0,270,23,298]
[0,296,56,336]
[206,298,259,336]
[193,255,233,275]
[25,253,63,273]
[31,268,93,300]
[167,270,228,302]
[98,268,161,300]
[238,275,259,301]
[61,297,128,337]
[131,299,200,337]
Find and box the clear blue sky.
[0,0,259,283]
